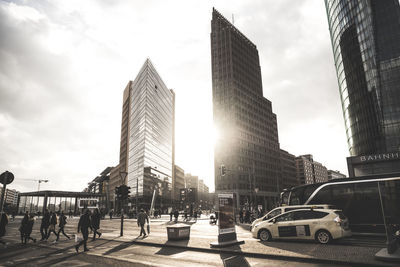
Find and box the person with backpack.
[56,211,70,241]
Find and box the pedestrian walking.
[184,210,188,222]
[194,210,198,222]
[173,209,179,223]
[0,211,9,246]
[169,210,173,221]
[239,209,244,223]
[137,209,149,237]
[40,209,50,241]
[69,210,73,218]
[245,209,250,223]
[56,211,70,241]
[19,211,29,243]
[109,209,113,220]
[23,214,36,244]
[46,211,59,241]
[75,209,91,253]
[91,208,102,241]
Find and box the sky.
[0,0,349,193]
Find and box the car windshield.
[265,209,281,219]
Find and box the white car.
[251,204,335,230]
[251,208,351,244]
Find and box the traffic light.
[115,186,122,200]
[119,185,131,200]
[220,164,226,176]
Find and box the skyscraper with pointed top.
[110,59,175,209]
[211,8,281,209]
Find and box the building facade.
[325,0,400,176]
[211,8,281,210]
[185,174,199,190]
[0,186,19,206]
[110,59,175,209]
[327,169,347,180]
[173,165,185,201]
[280,149,298,189]
[295,155,329,185]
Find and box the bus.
[280,173,400,233]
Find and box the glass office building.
[211,8,281,209]
[325,0,400,176]
[120,59,174,206]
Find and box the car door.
[291,210,314,239]
[270,211,297,238]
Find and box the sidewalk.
[1,216,396,266]
[97,218,394,266]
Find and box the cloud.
[0,0,350,194]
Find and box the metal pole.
[377,182,390,245]
[0,182,6,213]
[0,178,6,226]
[120,206,124,236]
[136,177,138,214]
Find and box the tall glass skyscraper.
[325,0,400,176]
[211,8,281,209]
[118,59,175,206]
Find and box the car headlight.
[254,223,261,228]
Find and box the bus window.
[289,187,305,205]
[280,191,290,205]
[303,184,321,203]
[380,180,400,228]
[308,186,332,205]
[353,182,382,225]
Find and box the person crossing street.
[76,209,91,253]
[137,209,149,237]
[40,209,50,241]
[91,208,102,241]
[56,211,70,241]
[46,211,59,241]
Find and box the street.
[0,215,394,266]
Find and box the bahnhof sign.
[347,152,400,177]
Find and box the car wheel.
[259,229,272,242]
[315,230,331,244]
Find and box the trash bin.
[167,223,191,240]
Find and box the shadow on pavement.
[236,223,251,231]
[161,221,196,226]
[155,239,189,256]
[220,244,250,267]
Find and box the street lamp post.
[36,179,48,213]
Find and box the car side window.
[293,210,329,220]
[275,212,294,222]
[266,209,281,219]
